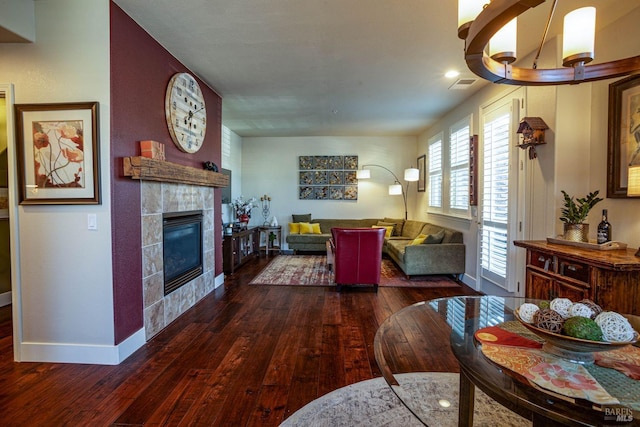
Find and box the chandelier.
[457,0,640,85]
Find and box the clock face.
[165,72,207,153]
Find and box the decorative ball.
[550,298,573,319]
[518,303,540,324]
[569,303,595,319]
[534,309,564,333]
[578,299,602,319]
[595,312,636,342]
[562,316,603,341]
[538,300,550,310]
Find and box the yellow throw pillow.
[288,222,301,234]
[410,233,428,245]
[299,222,322,234]
[372,225,393,238]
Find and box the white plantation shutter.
[428,136,442,209]
[480,105,511,287]
[449,124,470,211]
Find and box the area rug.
[280,372,531,427]
[249,255,461,288]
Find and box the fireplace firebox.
[163,210,203,295]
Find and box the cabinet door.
[526,269,553,300]
[554,279,590,301]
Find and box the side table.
[259,226,282,256]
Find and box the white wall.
[241,136,417,247]
[0,0,118,363]
[221,125,243,224]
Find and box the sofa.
[286,216,465,278]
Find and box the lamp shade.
[628,166,640,196]
[489,18,517,64]
[457,0,484,29]
[404,168,419,182]
[388,183,402,195]
[356,169,370,179]
[562,7,595,66]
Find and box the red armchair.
[331,227,385,291]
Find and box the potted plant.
[559,190,603,242]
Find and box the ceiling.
[113,0,638,138]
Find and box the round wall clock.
[165,72,207,153]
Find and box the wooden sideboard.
[223,227,259,275]
[514,240,640,315]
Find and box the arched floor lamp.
[357,164,419,220]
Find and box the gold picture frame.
[15,102,100,204]
[607,75,640,198]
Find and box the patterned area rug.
[249,255,461,288]
[281,372,531,427]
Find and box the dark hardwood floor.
[0,256,479,426]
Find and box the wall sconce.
[357,164,418,220]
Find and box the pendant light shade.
[404,168,419,182]
[490,18,517,64]
[562,7,595,67]
[457,0,485,38]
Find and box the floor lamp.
[357,164,419,220]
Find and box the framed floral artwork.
[15,102,100,204]
[607,75,640,198]
[417,154,426,192]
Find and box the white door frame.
[1,83,23,361]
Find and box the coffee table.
[374,296,639,426]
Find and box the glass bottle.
[597,209,611,244]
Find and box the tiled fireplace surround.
[140,180,217,339]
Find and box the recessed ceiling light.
[438,399,452,408]
[445,70,460,79]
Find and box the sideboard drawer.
[557,257,589,285]
[530,250,554,271]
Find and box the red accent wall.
[110,2,223,344]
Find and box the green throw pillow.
[423,229,445,244]
[292,213,312,223]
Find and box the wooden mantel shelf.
[123,156,229,188]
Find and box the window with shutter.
[449,123,470,211]
[428,134,442,210]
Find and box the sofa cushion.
[423,229,445,244]
[288,222,301,234]
[292,213,312,222]
[372,225,394,238]
[299,222,321,234]
[401,220,426,239]
[410,234,428,245]
[383,217,405,236]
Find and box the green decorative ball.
[562,316,603,341]
[538,300,550,310]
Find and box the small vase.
[238,213,249,224]
[563,223,589,242]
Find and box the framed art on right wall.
[417,154,426,192]
[607,74,640,198]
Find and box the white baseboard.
[460,274,478,291]
[215,273,224,288]
[18,327,145,365]
[0,291,11,307]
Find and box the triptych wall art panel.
[298,155,358,200]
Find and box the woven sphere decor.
[549,298,573,319]
[569,303,595,319]
[595,312,636,342]
[518,303,540,324]
[534,309,565,333]
[578,299,603,319]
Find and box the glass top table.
[374,295,639,426]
